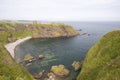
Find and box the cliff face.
[0,22,79,43]
[28,23,79,38]
[77,30,120,80]
[0,21,79,80]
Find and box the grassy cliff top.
[0,21,79,43]
[77,30,120,80]
[0,21,79,80]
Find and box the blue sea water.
[15,21,120,80]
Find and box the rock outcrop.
[72,61,83,71]
[44,72,60,80]
[39,54,45,59]
[51,64,70,77]
[24,54,34,62]
[33,70,45,79]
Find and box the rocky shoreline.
[32,61,83,80]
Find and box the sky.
[0,0,120,21]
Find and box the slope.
[77,30,120,80]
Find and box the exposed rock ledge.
[4,36,32,58]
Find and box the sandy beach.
[5,36,32,58]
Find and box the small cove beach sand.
[5,36,32,58]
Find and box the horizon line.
[0,19,120,22]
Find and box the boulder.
[44,72,60,80]
[33,70,45,79]
[71,61,83,71]
[47,72,56,80]
[51,64,70,77]
[24,54,34,62]
[47,72,55,77]
[26,63,32,66]
[39,54,45,59]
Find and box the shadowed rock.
[72,61,83,71]
[33,70,45,79]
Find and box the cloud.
[0,0,118,8]
[0,0,120,21]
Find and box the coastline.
[5,36,32,58]
[4,34,79,59]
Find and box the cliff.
[77,30,120,80]
[0,21,79,80]
[0,21,79,43]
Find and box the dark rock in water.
[47,72,55,77]
[44,72,60,80]
[82,33,87,35]
[47,72,56,80]
[33,70,45,79]
[88,34,90,36]
[51,64,70,77]
[72,61,83,71]
[23,54,36,64]
[78,29,82,31]
[26,63,32,66]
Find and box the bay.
[15,21,120,80]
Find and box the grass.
[77,30,120,80]
[0,43,34,80]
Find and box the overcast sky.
[0,0,120,21]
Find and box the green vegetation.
[0,21,31,43]
[0,21,79,43]
[0,21,79,80]
[29,22,79,38]
[0,43,34,80]
[77,30,120,80]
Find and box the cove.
[15,22,120,80]
[15,36,89,80]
